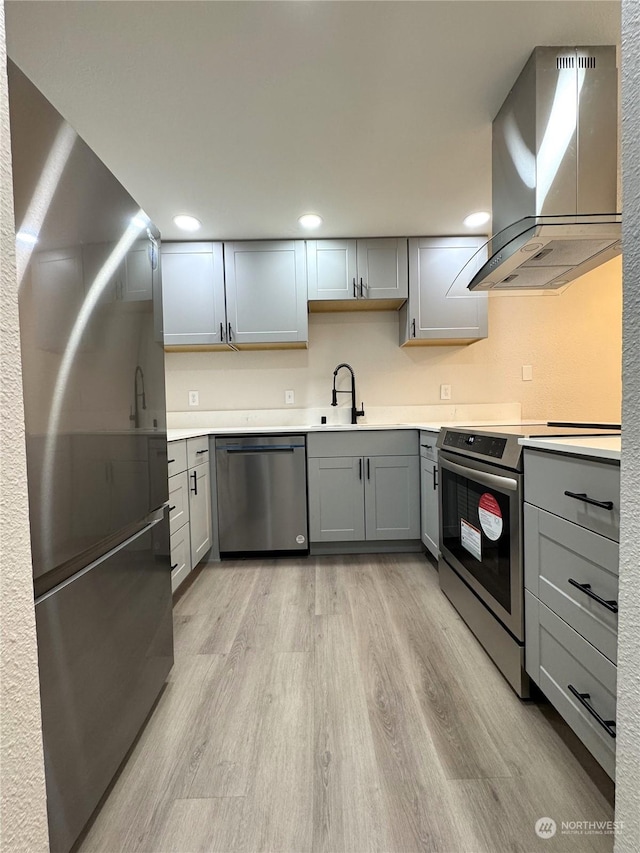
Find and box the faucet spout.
[331,363,365,424]
[131,365,146,429]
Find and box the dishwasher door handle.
[223,446,296,454]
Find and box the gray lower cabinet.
[223,240,308,347]
[365,455,420,540]
[307,431,420,545]
[419,430,439,558]
[307,238,408,308]
[523,448,620,778]
[188,462,212,567]
[307,457,365,541]
[168,436,213,592]
[399,236,488,345]
[169,525,191,593]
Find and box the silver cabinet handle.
[442,458,518,492]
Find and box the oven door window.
[441,467,512,612]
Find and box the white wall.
[615,2,640,849]
[166,257,622,424]
[0,3,49,848]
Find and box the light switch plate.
[188,390,199,407]
[285,390,295,405]
[522,365,533,381]
[440,384,451,400]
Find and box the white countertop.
[168,423,438,442]
[519,435,621,462]
[166,420,525,443]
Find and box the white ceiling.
[5,1,621,242]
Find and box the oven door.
[438,450,523,640]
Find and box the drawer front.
[419,430,439,461]
[524,505,618,663]
[170,526,191,593]
[167,440,187,477]
[187,435,210,468]
[524,449,620,541]
[168,471,190,537]
[307,430,418,459]
[537,600,616,778]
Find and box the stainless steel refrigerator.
[8,61,174,853]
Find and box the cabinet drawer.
[419,430,439,461]
[524,450,620,541]
[167,440,187,477]
[170,526,191,593]
[524,505,618,663]
[187,435,210,468]
[307,430,418,459]
[527,594,616,778]
[168,471,190,537]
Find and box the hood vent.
[467,46,620,293]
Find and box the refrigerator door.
[8,61,168,593]
[35,514,173,853]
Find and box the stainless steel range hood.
[468,46,621,293]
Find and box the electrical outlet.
[522,365,533,381]
[440,384,451,400]
[188,390,199,407]
[285,390,295,405]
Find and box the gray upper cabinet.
[223,241,308,348]
[121,238,154,302]
[307,238,408,309]
[161,242,226,347]
[400,236,488,345]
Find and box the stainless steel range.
[436,423,620,698]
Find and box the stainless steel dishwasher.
[215,435,308,554]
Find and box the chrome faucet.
[130,365,146,428]
[331,363,365,425]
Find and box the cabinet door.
[188,464,212,568]
[224,241,308,345]
[365,455,420,540]
[121,239,153,302]
[168,470,190,537]
[307,239,357,301]
[403,237,487,344]
[161,242,226,346]
[170,525,192,593]
[420,458,439,558]
[308,457,365,542]
[356,238,408,301]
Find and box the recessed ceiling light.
[173,214,202,232]
[298,213,323,229]
[463,211,491,229]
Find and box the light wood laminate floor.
[77,554,614,853]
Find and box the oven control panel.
[442,431,508,459]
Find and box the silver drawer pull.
[567,685,616,738]
[564,490,614,511]
[567,579,618,613]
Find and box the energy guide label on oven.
[460,519,482,562]
[478,493,503,541]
